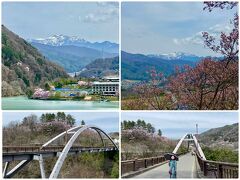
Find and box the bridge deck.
[133,153,196,178]
[3,146,117,163]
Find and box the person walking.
[169,155,177,178]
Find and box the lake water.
[2,96,119,110]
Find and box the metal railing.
[3,145,116,154]
[196,153,238,178]
[121,155,166,175]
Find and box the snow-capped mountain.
[148,52,203,62]
[28,35,119,54]
[30,35,87,46]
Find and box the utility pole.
[196,123,198,136]
[196,123,199,153]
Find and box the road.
[133,153,197,178]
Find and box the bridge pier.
[34,155,46,178]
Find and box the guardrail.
[121,152,185,176]
[121,151,168,161]
[196,153,238,178]
[121,156,166,175]
[3,146,116,154]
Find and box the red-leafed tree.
[168,2,238,110]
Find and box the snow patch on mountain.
[28,35,119,53]
[148,52,203,61]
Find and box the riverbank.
[2,96,119,110]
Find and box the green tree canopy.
[81,120,86,125]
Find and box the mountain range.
[121,51,198,81]
[28,35,118,73]
[29,35,119,53]
[31,42,117,73]
[148,52,204,62]
[2,25,68,97]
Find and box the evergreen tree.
[158,129,162,136]
[56,112,66,121]
[66,114,75,126]
[81,120,86,125]
[40,114,46,123]
[146,123,152,133]
[45,113,55,122]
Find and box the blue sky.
[122,2,237,56]
[122,112,238,139]
[2,2,119,43]
[3,112,119,133]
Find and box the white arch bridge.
[122,133,238,178]
[3,125,118,178]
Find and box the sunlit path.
[133,153,196,178]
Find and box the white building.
[92,81,119,96]
[102,76,119,82]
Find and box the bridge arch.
[43,125,118,178]
[173,133,206,160]
[3,125,118,178]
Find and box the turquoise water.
[2,96,119,110]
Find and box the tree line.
[121,119,162,136]
[40,112,76,126]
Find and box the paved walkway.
[133,153,197,178]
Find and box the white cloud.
[173,23,233,45]
[96,2,118,8]
[209,24,232,33]
[173,31,204,45]
[80,2,118,23]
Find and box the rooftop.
[103,76,119,80]
[93,81,119,85]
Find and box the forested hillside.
[199,123,238,163]
[199,123,238,151]
[2,25,68,97]
[121,51,196,81]
[79,56,119,78]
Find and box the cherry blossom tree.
[168,1,238,109]
[123,68,175,110]
[203,1,238,12]
[169,58,238,109]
